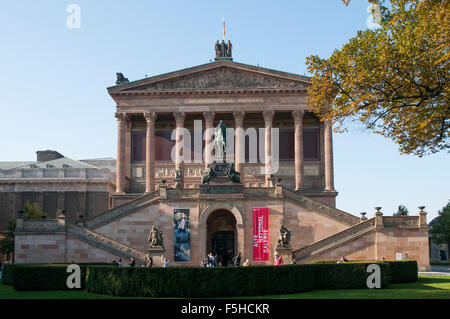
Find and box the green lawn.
[0,275,449,299]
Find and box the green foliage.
[307,0,449,156]
[85,261,418,297]
[386,261,418,283]
[0,220,15,255]
[86,265,316,298]
[12,265,87,291]
[23,202,44,219]
[2,263,116,287]
[313,262,391,289]
[394,204,409,216]
[430,200,450,247]
[6,261,418,296]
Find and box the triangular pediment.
[108,61,311,93]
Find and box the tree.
[393,204,409,216]
[0,219,16,259]
[430,200,450,258]
[23,201,44,219]
[306,0,449,156]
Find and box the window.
[303,129,320,160]
[132,131,146,162]
[279,129,295,161]
[155,131,175,161]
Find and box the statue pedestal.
[275,246,293,264]
[147,246,166,267]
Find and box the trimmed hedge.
[86,265,316,298]
[5,261,418,296]
[386,261,418,283]
[2,263,116,287]
[12,265,88,291]
[313,262,391,289]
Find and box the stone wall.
[283,200,349,251]
[66,235,116,262]
[15,233,67,263]
[299,226,430,271]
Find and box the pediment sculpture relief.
[135,69,306,90]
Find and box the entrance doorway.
[206,209,236,266]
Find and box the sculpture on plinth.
[276,225,291,248]
[148,226,164,249]
[201,165,216,185]
[225,162,241,184]
[214,40,233,60]
[115,72,129,85]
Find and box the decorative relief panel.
[155,167,176,178]
[136,68,306,90]
[185,166,203,177]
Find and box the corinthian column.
[292,110,305,191]
[324,120,335,191]
[233,111,245,177]
[263,110,275,187]
[115,112,127,193]
[174,112,186,185]
[203,111,215,169]
[144,112,157,193]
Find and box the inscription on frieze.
[199,185,243,194]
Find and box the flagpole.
[223,18,225,41]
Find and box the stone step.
[86,190,159,229]
[293,217,375,261]
[67,223,148,263]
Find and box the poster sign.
[253,208,269,261]
[174,209,190,262]
[395,252,402,261]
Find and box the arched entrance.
[206,210,237,266]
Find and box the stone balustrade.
[0,168,114,180]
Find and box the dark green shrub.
[2,263,46,285]
[313,262,391,289]
[6,260,417,296]
[12,265,88,291]
[3,263,116,288]
[86,265,316,298]
[385,261,418,283]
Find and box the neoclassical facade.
[13,47,431,270]
[109,60,336,207]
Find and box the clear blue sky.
[0,1,448,221]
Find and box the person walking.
[233,252,242,267]
[163,256,169,268]
[129,257,135,267]
[146,256,153,268]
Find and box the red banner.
[252,208,269,261]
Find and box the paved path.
[419,265,450,276]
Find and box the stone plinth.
[275,246,293,264]
[147,246,166,267]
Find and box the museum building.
[11,42,431,270]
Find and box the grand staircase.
[86,190,159,229]
[283,188,361,226]
[67,222,148,263]
[293,217,376,262]
[65,190,161,263]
